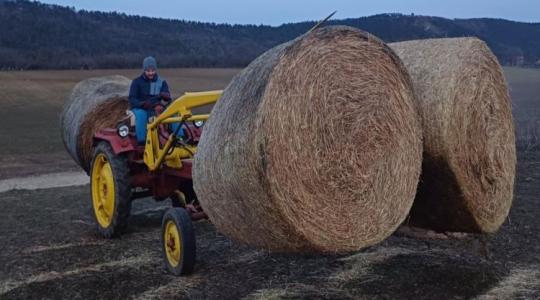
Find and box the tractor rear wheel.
[162,208,196,276]
[90,141,132,238]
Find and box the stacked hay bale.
[390,38,516,233]
[61,75,131,172]
[194,26,423,252]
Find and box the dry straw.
[194,26,423,253]
[390,38,516,233]
[60,75,130,172]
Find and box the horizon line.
[21,1,540,26]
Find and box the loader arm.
[144,90,222,171]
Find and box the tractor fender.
[93,129,135,155]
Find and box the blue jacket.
[128,73,171,109]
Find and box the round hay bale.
[60,75,131,172]
[193,26,423,253]
[390,38,516,233]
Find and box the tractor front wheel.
[162,208,196,276]
[90,141,132,238]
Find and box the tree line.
[0,1,538,70]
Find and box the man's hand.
[154,104,165,114]
[160,92,171,101]
[142,101,153,110]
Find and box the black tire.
[162,208,196,276]
[90,141,132,238]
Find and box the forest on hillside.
[1,0,539,69]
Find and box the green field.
[0,67,537,177]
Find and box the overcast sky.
[38,0,539,25]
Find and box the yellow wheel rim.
[164,220,182,267]
[91,153,116,228]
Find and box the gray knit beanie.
[143,56,157,71]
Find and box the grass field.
[505,67,540,150]
[0,67,539,298]
[0,68,239,178]
[505,67,540,111]
[0,67,538,177]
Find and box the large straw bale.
[194,26,422,252]
[60,75,130,172]
[390,38,516,233]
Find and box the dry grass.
[477,268,540,299]
[0,66,533,161]
[61,76,131,171]
[506,67,540,150]
[194,26,422,253]
[0,68,239,177]
[391,38,516,233]
[78,98,129,170]
[515,114,540,150]
[504,67,540,112]
[0,69,239,155]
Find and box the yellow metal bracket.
[143,90,222,171]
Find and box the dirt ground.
[0,67,539,299]
[0,150,539,299]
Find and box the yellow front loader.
[90,90,222,276]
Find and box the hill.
[1,0,539,69]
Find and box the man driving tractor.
[129,56,182,145]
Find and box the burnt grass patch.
[0,151,539,299]
[3,264,172,300]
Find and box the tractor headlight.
[194,120,204,128]
[117,125,129,138]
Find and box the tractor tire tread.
[162,208,196,276]
[91,141,132,238]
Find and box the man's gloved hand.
[160,92,171,102]
[154,104,165,114]
[142,100,153,110]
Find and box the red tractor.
[89,90,221,276]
